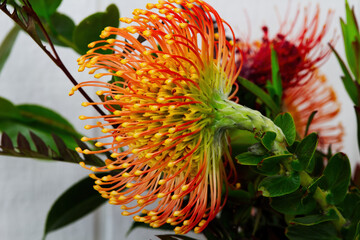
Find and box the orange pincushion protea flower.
[72,0,242,234]
[238,6,343,150]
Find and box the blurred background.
[0,0,359,239]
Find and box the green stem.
[214,99,287,154]
[300,170,346,231]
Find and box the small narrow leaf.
[270,47,282,99]
[43,174,107,238]
[304,111,318,137]
[274,112,296,146]
[0,24,20,73]
[329,44,358,105]
[258,172,300,197]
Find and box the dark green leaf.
[274,112,296,146]
[0,132,105,166]
[0,24,20,73]
[261,131,276,151]
[28,0,62,19]
[271,189,316,215]
[329,44,358,105]
[236,152,265,166]
[238,77,281,114]
[43,174,107,238]
[258,154,293,176]
[258,172,300,197]
[318,153,351,205]
[73,4,120,54]
[286,222,340,240]
[46,12,76,48]
[294,133,318,171]
[290,209,339,226]
[0,97,81,151]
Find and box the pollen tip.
[157,193,165,198]
[114,110,121,116]
[81,136,88,142]
[96,90,104,96]
[79,115,87,120]
[158,179,166,185]
[122,211,130,216]
[76,147,83,153]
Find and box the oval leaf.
[318,153,351,205]
[274,112,296,146]
[261,131,277,151]
[258,172,300,197]
[73,4,120,54]
[294,133,318,171]
[28,0,62,18]
[271,189,316,215]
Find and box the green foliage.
[260,131,276,151]
[0,24,20,73]
[290,209,339,226]
[28,0,62,19]
[73,4,120,54]
[238,77,281,114]
[0,132,105,166]
[258,172,300,197]
[236,152,265,165]
[330,44,358,105]
[257,154,292,176]
[293,133,318,172]
[271,189,316,215]
[43,174,107,239]
[274,112,296,146]
[266,47,283,106]
[0,97,80,150]
[318,153,351,205]
[286,222,341,240]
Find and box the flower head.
[239,6,334,88]
[73,0,240,234]
[238,6,343,150]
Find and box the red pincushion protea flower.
[71,0,245,234]
[238,6,343,150]
[240,6,334,88]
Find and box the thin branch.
[0,0,106,117]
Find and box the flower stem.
[299,170,346,231]
[213,99,287,154]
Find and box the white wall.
[0,0,359,239]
